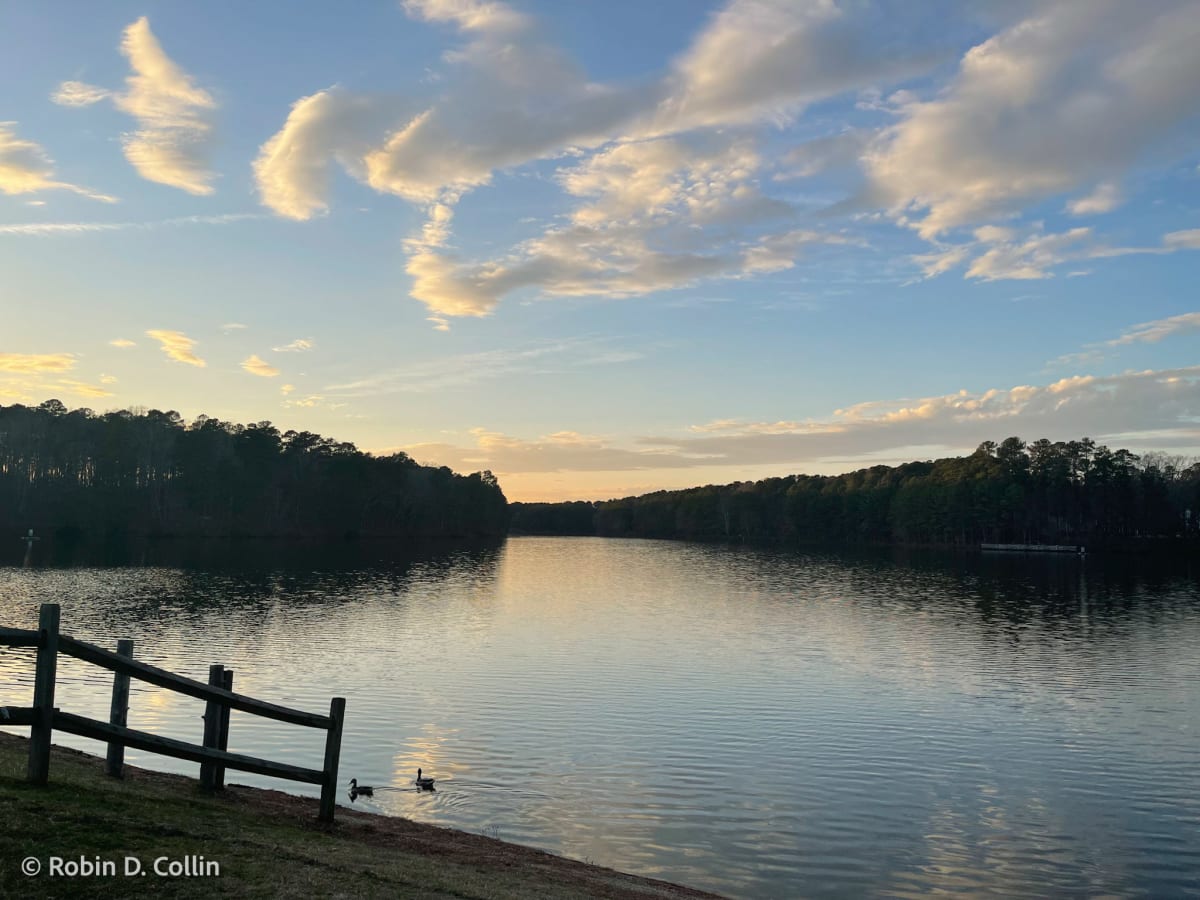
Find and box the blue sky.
[2,0,1199,500]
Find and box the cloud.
[146,329,205,367]
[403,136,846,318]
[1108,312,1200,347]
[0,122,115,201]
[0,353,76,374]
[1164,229,1200,250]
[241,355,281,377]
[966,227,1094,281]
[255,0,928,217]
[221,322,248,332]
[109,339,136,348]
[1049,311,1200,368]
[912,245,971,279]
[404,217,845,319]
[251,0,1198,323]
[255,21,636,216]
[369,0,925,207]
[99,374,118,384]
[250,0,940,324]
[56,380,114,399]
[253,88,391,220]
[0,213,259,237]
[325,338,642,396]
[117,17,218,194]
[401,0,529,33]
[272,338,314,352]
[54,18,217,195]
[1067,182,1122,216]
[51,81,111,107]
[662,367,1200,464]
[412,366,1200,481]
[919,222,1200,282]
[282,394,344,410]
[648,0,929,136]
[0,373,114,402]
[408,427,712,474]
[779,130,869,179]
[864,0,1200,238]
[280,383,295,395]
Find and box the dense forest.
[0,400,508,540]
[511,437,1200,548]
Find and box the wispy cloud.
[0,353,76,374]
[51,81,112,107]
[241,355,280,377]
[409,366,1200,479]
[0,213,260,237]
[0,122,115,202]
[1051,311,1200,368]
[53,17,218,194]
[272,338,314,352]
[915,223,1200,283]
[1165,229,1200,251]
[1108,312,1200,346]
[325,338,643,396]
[283,394,345,411]
[109,338,136,348]
[146,330,205,367]
[401,0,530,33]
[56,379,114,399]
[1067,182,1122,216]
[966,228,1095,281]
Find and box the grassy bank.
[0,732,720,899]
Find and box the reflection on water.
[2,538,1199,898]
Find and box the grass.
[0,732,719,899]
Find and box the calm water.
[2,537,1199,898]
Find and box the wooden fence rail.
[0,603,346,821]
[0,627,38,648]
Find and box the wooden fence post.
[105,638,134,778]
[318,697,346,823]
[27,603,61,785]
[214,669,233,789]
[199,664,224,792]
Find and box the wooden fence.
[0,603,346,822]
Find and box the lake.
[2,537,1199,898]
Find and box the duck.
[415,768,436,789]
[348,778,374,798]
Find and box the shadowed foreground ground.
[0,732,723,899]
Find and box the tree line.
[0,400,508,540]
[511,437,1200,548]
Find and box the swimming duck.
[415,768,436,789]
[348,778,374,798]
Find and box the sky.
[2,0,1199,501]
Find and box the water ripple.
[2,539,1199,898]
